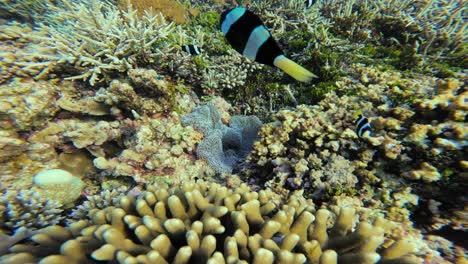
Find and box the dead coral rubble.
[1,181,423,264]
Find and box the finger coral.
[247,98,361,198]
[0,181,423,264]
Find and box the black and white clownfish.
[220,7,317,82]
[354,110,371,138]
[182,44,201,55]
[305,0,316,8]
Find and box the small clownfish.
[182,44,201,55]
[305,0,316,8]
[354,110,371,138]
[220,7,317,82]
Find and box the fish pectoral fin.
[273,55,317,82]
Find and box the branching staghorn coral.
[247,0,466,82]
[0,180,425,263]
[371,0,467,59]
[0,190,64,232]
[5,0,174,85]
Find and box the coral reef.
[92,110,211,183]
[0,190,64,232]
[70,188,127,220]
[182,104,262,174]
[0,0,466,262]
[33,169,85,207]
[118,0,189,24]
[0,228,37,256]
[246,99,362,198]
[1,181,425,263]
[0,70,207,187]
[1,0,174,85]
[0,80,60,131]
[246,63,467,239]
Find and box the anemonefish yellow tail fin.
[273,55,317,82]
[354,110,363,119]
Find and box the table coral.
[1,180,424,264]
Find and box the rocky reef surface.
[0,0,466,263]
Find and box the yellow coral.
[1,181,423,264]
[119,0,187,24]
[403,162,441,183]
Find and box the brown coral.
[119,0,188,24]
[1,181,422,264]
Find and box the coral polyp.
[0,0,466,262]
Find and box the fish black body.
[182,44,201,55]
[220,7,316,82]
[355,114,371,138]
[220,7,282,66]
[305,0,316,8]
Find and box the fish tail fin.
[354,110,363,119]
[273,55,317,82]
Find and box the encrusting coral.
[91,109,211,183]
[33,169,85,207]
[0,80,60,131]
[182,104,262,174]
[1,180,424,264]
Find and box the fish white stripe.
[184,45,190,54]
[358,123,371,137]
[194,45,200,55]
[221,7,246,35]
[356,116,366,127]
[243,25,270,61]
